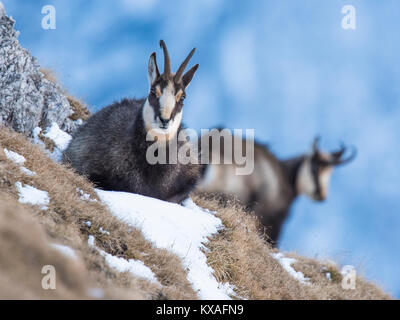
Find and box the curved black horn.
[312,136,320,153]
[159,40,171,75]
[175,47,196,81]
[330,145,357,166]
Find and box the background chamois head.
[143,40,199,141]
[297,137,357,201]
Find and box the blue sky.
[3,0,399,297]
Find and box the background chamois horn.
[330,144,357,166]
[159,40,171,75]
[312,136,321,153]
[175,47,196,81]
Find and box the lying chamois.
[197,136,356,245]
[63,40,201,203]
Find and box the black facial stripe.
[311,160,321,198]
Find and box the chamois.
[197,135,356,245]
[63,40,201,203]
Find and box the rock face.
[0,2,78,136]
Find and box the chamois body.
[64,98,200,202]
[197,136,355,244]
[63,41,201,203]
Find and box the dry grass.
[193,193,390,300]
[40,69,91,121]
[0,126,196,299]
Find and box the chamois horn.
[175,47,196,81]
[159,40,171,76]
[329,144,357,166]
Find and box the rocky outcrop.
[0,2,79,136]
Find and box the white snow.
[15,182,50,207]
[3,148,36,176]
[41,123,72,162]
[50,243,78,260]
[20,166,36,176]
[44,123,72,151]
[76,188,97,202]
[32,127,45,147]
[96,189,235,300]
[3,148,26,164]
[88,235,158,284]
[271,252,310,285]
[99,227,110,235]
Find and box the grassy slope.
[195,194,389,299]
[0,126,390,299]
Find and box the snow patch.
[50,243,78,260]
[3,148,37,176]
[20,166,36,176]
[88,235,158,284]
[44,123,72,151]
[41,123,72,162]
[3,148,26,164]
[76,188,97,202]
[96,190,235,300]
[15,182,49,208]
[271,252,310,285]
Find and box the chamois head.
[297,137,356,201]
[143,40,199,140]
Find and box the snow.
[3,148,36,176]
[32,127,45,147]
[76,188,97,202]
[50,243,78,260]
[15,182,50,208]
[44,123,72,151]
[88,235,158,284]
[42,123,72,162]
[271,252,310,285]
[20,166,36,176]
[99,227,110,235]
[96,189,235,300]
[3,148,26,164]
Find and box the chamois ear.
[182,64,199,88]
[148,52,160,86]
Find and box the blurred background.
[3,0,399,297]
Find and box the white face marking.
[297,156,334,200]
[159,81,176,120]
[319,167,333,199]
[143,99,182,142]
[297,158,316,198]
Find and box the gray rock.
[0,1,78,136]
